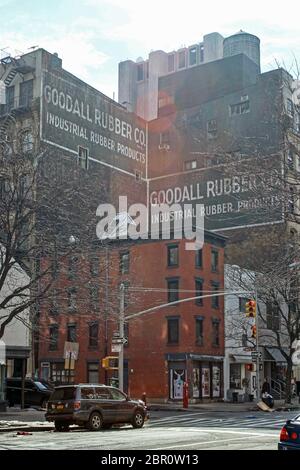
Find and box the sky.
[1,0,300,100]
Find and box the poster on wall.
[212,366,221,398]
[170,369,186,399]
[201,367,210,397]
[192,368,200,398]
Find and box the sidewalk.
[0,407,53,433]
[147,399,300,413]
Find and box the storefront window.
[230,363,242,389]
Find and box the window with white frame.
[78,146,89,170]
[184,160,197,171]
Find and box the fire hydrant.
[183,382,189,408]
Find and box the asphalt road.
[0,410,296,450]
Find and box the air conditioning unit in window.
[158,144,170,151]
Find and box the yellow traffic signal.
[101,356,119,370]
[246,299,256,317]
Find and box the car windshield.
[50,387,76,401]
[34,381,48,390]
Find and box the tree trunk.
[285,359,293,404]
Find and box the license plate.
[57,405,64,410]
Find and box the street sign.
[292,350,300,366]
[111,344,122,353]
[112,337,128,344]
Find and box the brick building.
[38,230,226,402]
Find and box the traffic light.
[246,299,256,317]
[251,325,257,339]
[101,356,119,369]
[246,364,254,371]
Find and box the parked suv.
[45,384,148,431]
[6,378,53,408]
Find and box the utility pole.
[255,285,260,401]
[119,283,125,392]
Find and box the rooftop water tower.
[223,30,260,71]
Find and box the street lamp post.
[255,284,260,401]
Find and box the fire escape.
[0,54,35,139]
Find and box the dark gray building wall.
[158,54,260,115]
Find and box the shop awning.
[265,347,287,364]
[231,355,252,364]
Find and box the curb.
[0,425,54,433]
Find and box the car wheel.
[88,412,103,431]
[132,410,145,428]
[54,421,70,432]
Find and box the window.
[287,149,294,169]
[89,322,99,348]
[21,130,33,153]
[230,363,241,389]
[49,325,58,351]
[110,388,126,401]
[212,320,220,346]
[295,113,300,134]
[87,364,99,384]
[19,80,33,107]
[167,278,179,303]
[137,63,144,81]
[90,257,99,277]
[68,255,78,280]
[211,249,219,272]
[178,50,186,69]
[211,282,219,308]
[195,278,203,306]
[287,98,294,117]
[266,302,280,331]
[195,249,202,268]
[168,54,175,72]
[51,255,59,279]
[6,86,15,110]
[159,131,170,146]
[94,387,110,399]
[195,317,203,345]
[78,146,89,170]
[67,287,77,312]
[89,285,99,308]
[207,119,217,139]
[167,244,179,267]
[67,324,77,342]
[288,186,295,213]
[189,46,197,66]
[199,45,204,62]
[167,317,179,344]
[184,160,197,171]
[50,288,59,315]
[120,252,130,274]
[230,100,250,116]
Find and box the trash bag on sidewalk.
[262,392,274,408]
